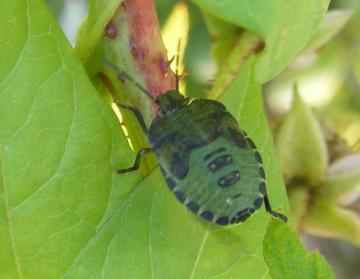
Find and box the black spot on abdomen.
[207,154,233,172]
[171,153,188,179]
[259,167,265,179]
[218,170,241,187]
[203,147,226,161]
[246,137,256,149]
[216,216,229,225]
[235,208,252,223]
[254,197,263,209]
[165,177,176,190]
[254,151,263,164]
[259,182,266,195]
[186,201,200,214]
[200,211,214,221]
[174,190,186,203]
[228,128,247,148]
[237,212,251,223]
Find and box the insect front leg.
[114,100,148,134]
[117,148,154,174]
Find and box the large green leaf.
[0,0,140,278]
[192,0,330,83]
[64,57,288,278]
[263,219,335,279]
[1,0,288,278]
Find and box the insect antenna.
[175,40,181,91]
[101,58,154,101]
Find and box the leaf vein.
[189,226,210,279]
[0,147,24,279]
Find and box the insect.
[104,59,287,225]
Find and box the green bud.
[303,197,360,247]
[288,185,309,227]
[276,89,328,184]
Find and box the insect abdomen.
[158,135,265,225]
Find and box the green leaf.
[61,57,289,278]
[44,0,65,18]
[263,219,335,279]
[276,90,328,184]
[0,0,140,278]
[201,12,240,67]
[208,32,262,101]
[1,1,288,278]
[303,9,353,54]
[192,0,330,83]
[303,199,360,247]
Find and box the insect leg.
[263,193,288,222]
[114,100,148,134]
[117,147,153,174]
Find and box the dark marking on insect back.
[174,191,186,203]
[259,182,266,195]
[230,217,238,224]
[216,216,229,225]
[232,193,242,199]
[208,154,233,172]
[151,131,177,149]
[218,170,241,187]
[254,151,263,164]
[186,202,199,214]
[259,167,265,179]
[235,208,252,222]
[228,128,247,148]
[159,166,166,176]
[203,147,226,161]
[171,153,188,179]
[254,197,263,209]
[165,177,176,191]
[236,208,248,216]
[200,211,214,222]
[237,212,251,222]
[246,137,256,149]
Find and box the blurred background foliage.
[45,0,360,278]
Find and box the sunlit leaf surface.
[192,0,330,82]
[263,219,335,279]
[0,1,139,278]
[0,0,334,278]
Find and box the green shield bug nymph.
[104,60,287,225]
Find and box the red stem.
[123,0,176,98]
